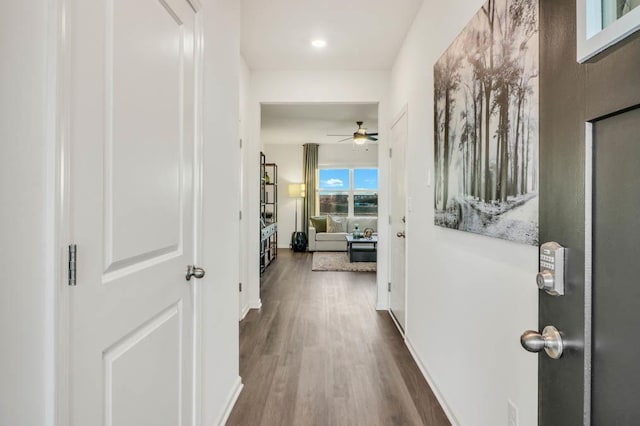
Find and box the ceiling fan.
[328,121,378,145]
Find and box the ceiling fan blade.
[336,137,353,143]
[367,132,378,136]
[327,134,352,137]
[367,136,378,141]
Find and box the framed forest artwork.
[433,0,539,246]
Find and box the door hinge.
[389,148,392,158]
[389,216,392,225]
[240,138,243,148]
[68,244,77,286]
[388,282,391,292]
[239,282,242,292]
[239,210,242,220]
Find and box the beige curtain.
[302,143,318,240]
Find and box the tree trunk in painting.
[442,88,451,210]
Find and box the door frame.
[582,122,594,425]
[388,105,409,334]
[51,0,205,423]
[51,0,71,422]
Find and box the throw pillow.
[327,215,347,233]
[309,216,327,233]
[356,218,377,232]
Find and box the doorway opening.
[259,102,381,304]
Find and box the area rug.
[311,252,377,272]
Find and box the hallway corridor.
[227,250,450,425]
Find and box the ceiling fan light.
[353,134,367,145]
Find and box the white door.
[389,110,408,331]
[68,0,198,424]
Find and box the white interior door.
[389,110,408,331]
[68,0,197,424]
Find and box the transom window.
[318,168,378,216]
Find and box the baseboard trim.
[388,309,405,337]
[240,304,250,321]
[404,338,459,426]
[215,376,243,426]
[249,299,262,310]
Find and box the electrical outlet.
[508,400,519,426]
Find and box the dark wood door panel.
[540,0,640,424]
[592,107,640,425]
[586,31,640,120]
[539,0,587,423]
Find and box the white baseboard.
[404,338,459,426]
[239,304,250,321]
[249,299,262,310]
[388,309,405,337]
[215,376,243,426]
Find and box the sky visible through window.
[354,169,378,190]
[319,168,378,190]
[319,169,349,190]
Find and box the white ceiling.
[261,103,378,145]
[241,0,424,70]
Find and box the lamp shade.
[288,183,305,198]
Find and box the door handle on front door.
[520,326,564,359]
[186,265,206,281]
[396,231,406,238]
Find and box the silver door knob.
[396,231,406,238]
[520,326,563,359]
[186,265,205,281]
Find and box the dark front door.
[538,0,640,424]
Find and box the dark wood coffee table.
[345,235,378,262]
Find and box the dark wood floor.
[227,250,450,426]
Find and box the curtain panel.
[302,143,319,241]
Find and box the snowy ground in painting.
[481,196,538,244]
[436,194,539,246]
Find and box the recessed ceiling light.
[311,39,327,48]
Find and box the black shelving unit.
[260,152,278,275]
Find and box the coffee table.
[345,235,378,262]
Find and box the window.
[318,168,378,216]
[353,168,378,216]
[577,0,640,62]
[318,169,349,216]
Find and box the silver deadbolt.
[396,231,406,238]
[186,265,205,281]
[520,326,564,359]
[537,242,566,296]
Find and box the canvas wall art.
[433,0,539,245]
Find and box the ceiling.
[261,103,378,145]
[241,0,424,70]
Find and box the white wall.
[239,55,251,319]
[263,143,378,249]
[199,0,242,424]
[245,70,390,310]
[1,1,53,425]
[389,1,538,425]
[318,144,378,168]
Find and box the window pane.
[354,193,378,216]
[603,0,640,28]
[319,193,348,216]
[354,169,378,190]
[319,169,349,190]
